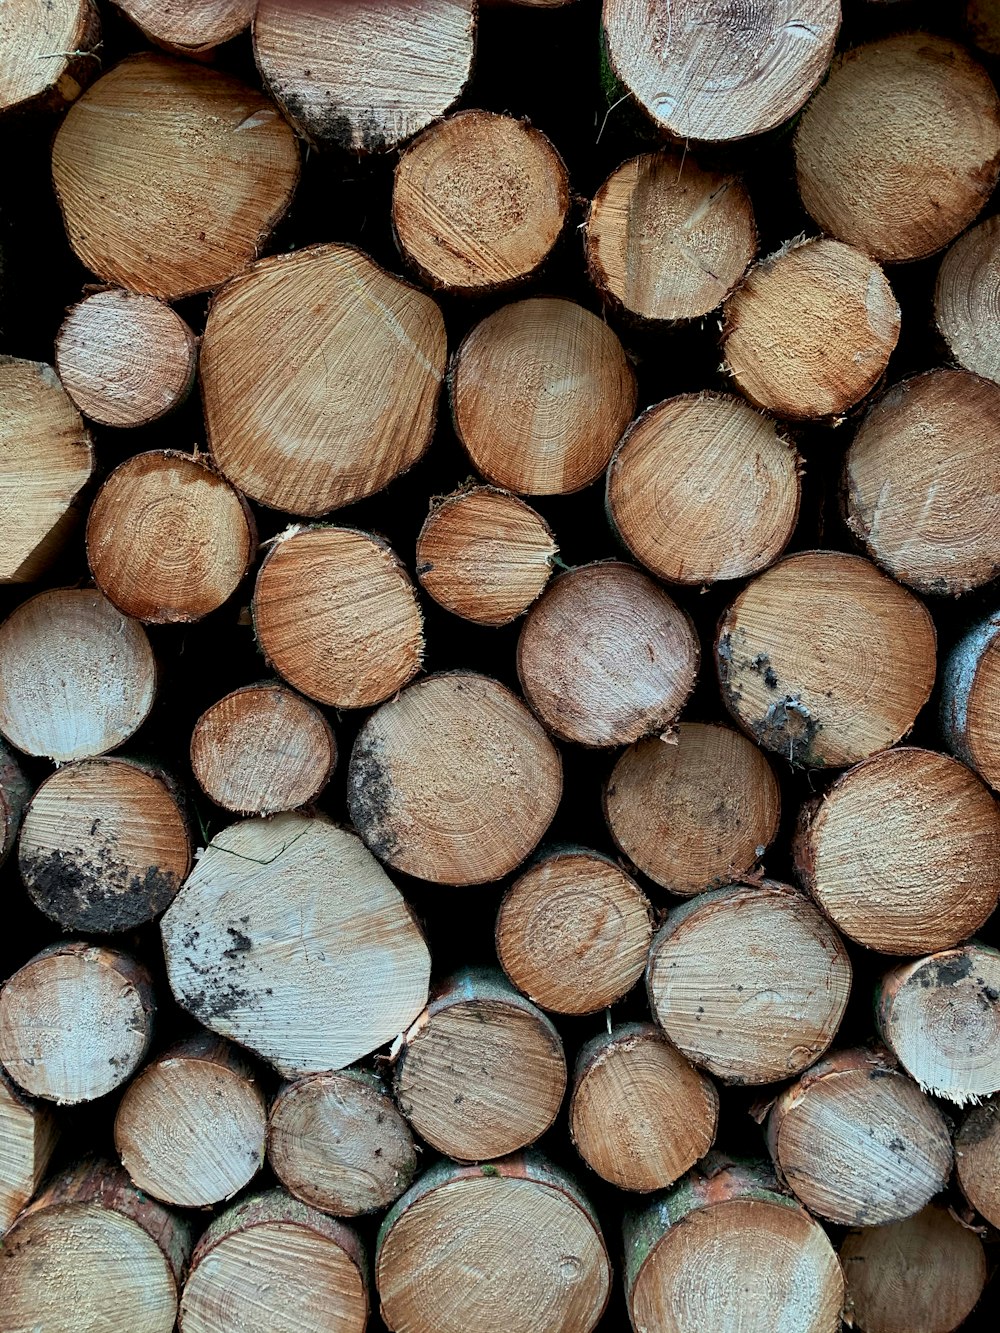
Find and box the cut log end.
[941,613,1000,792]
[956,1096,1000,1227]
[0,1071,58,1236]
[115,0,255,54]
[0,740,30,869]
[935,216,1000,386]
[0,0,100,115]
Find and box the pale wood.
[0,588,156,762]
[394,109,568,293]
[942,611,1000,795]
[161,813,431,1076]
[935,216,1000,386]
[0,739,29,868]
[840,1205,986,1333]
[0,942,154,1104]
[607,392,800,585]
[722,237,899,421]
[179,1189,367,1333]
[253,526,423,709]
[394,968,566,1162]
[451,296,636,495]
[517,561,699,747]
[416,486,557,626]
[647,881,852,1085]
[348,672,561,885]
[586,150,756,322]
[52,53,299,301]
[956,1096,1000,1227]
[794,747,1000,955]
[0,356,93,584]
[603,0,839,143]
[968,0,1000,55]
[114,0,255,54]
[766,1048,952,1226]
[376,1155,611,1333]
[717,550,937,768]
[0,0,99,115]
[795,34,1000,263]
[191,683,336,815]
[0,1069,58,1236]
[496,847,652,1015]
[202,243,446,516]
[268,1068,417,1216]
[115,1035,266,1208]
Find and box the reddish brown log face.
[0,0,99,114]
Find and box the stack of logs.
[4,0,1000,1330]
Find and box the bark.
[934,215,1000,386]
[940,610,1000,792]
[0,0,100,117]
[956,1095,1000,1228]
[0,1068,58,1236]
[113,0,255,55]
[0,738,29,868]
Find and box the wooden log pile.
[5,1,1000,1330]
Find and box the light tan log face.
[115,0,255,53]
[0,1071,57,1236]
[942,615,1000,793]
[795,34,1000,263]
[935,216,1000,385]
[0,0,98,113]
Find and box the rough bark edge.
[940,610,1000,780]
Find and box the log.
[794,747,1000,955]
[415,485,558,626]
[179,1189,367,1333]
[113,0,255,55]
[0,942,155,1104]
[968,0,1000,55]
[51,53,300,301]
[393,109,569,293]
[840,1205,987,1333]
[0,739,29,868]
[253,526,423,709]
[934,216,1000,386]
[716,550,937,768]
[585,150,756,323]
[0,1160,191,1333]
[877,945,1000,1105]
[0,0,100,116]
[495,846,653,1015]
[606,391,800,585]
[348,672,562,884]
[794,34,1000,263]
[191,682,336,815]
[765,1047,953,1227]
[393,968,567,1162]
[0,1069,58,1236]
[114,1034,267,1208]
[602,0,839,142]
[161,813,431,1075]
[201,243,446,516]
[376,1154,611,1333]
[450,296,636,495]
[623,1156,843,1333]
[722,237,899,421]
[956,1096,1000,1228]
[941,610,1000,793]
[647,881,852,1085]
[18,756,191,933]
[56,289,197,428]
[0,587,156,761]
[517,561,698,747]
[253,0,475,154]
[569,1022,719,1193]
[846,369,1000,595]
[604,722,781,895]
[0,356,93,584]
[268,1067,418,1216]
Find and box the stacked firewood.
[3,0,1000,1329]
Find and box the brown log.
[495,847,653,1015]
[569,1023,718,1193]
[450,296,636,495]
[934,216,1000,386]
[604,722,781,895]
[846,369,1000,596]
[115,1034,266,1208]
[968,0,1000,55]
[393,109,569,293]
[722,237,899,421]
[348,672,562,885]
[191,682,336,815]
[647,881,852,1085]
[0,0,100,116]
[268,1068,417,1216]
[794,747,1000,955]
[0,1069,58,1236]
[766,1047,953,1227]
[794,34,1000,263]
[941,611,1000,793]
[201,243,446,516]
[840,1204,986,1333]
[585,150,756,323]
[113,0,255,55]
[0,942,155,1104]
[253,526,423,709]
[416,485,557,626]
[956,1097,1000,1229]
[376,1154,611,1333]
[161,813,431,1076]
[0,588,156,762]
[51,53,300,301]
[0,356,93,584]
[606,392,800,585]
[393,968,566,1162]
[716,550,937,768]
[0,739,29,868]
